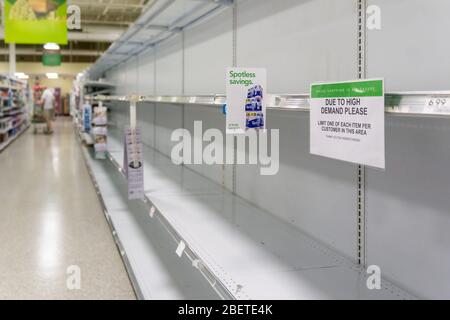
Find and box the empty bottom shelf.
[102,128,415,300]
[82,145,220,300]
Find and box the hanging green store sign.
[42,53,61,66]
[5,0,67,44]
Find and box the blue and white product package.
[93,126,108,159]
[245,85,264,129]
[93,105,108,159]
[246,112,265,129]
[226,68,267,134]
[82,104,92,133]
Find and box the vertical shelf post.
[357,0,367,267]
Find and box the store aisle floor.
[0,119,136,300]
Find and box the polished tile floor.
[0,119,135,300]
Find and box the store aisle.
[0,119,135,300]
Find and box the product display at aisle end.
[72,77,114,148]
[0,76,30,152]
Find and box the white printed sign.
[124,127,144,200]
[310,79,385,169]
[226,68,267,134]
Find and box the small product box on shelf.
[82,104,92,133]
[93,104,108,159]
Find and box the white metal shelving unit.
[0,125,29,152]
[80,0,450,300]
[104,126,416,299]
[78,89,450,299]
[78,108,418,299]
[0,76,30,153]
[88,0,233,79]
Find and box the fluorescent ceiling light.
[44,43,60,50]
[46,73,59,79]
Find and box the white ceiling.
[69,0,154,27]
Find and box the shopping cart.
[32,105,47,134]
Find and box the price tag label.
[149,206,156,218]
[176,241,186,257]
[425,97,450,112]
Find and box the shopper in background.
[41,87,55,134]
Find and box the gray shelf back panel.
[365,0,450,299]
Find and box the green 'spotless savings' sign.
[5,0,67,44]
